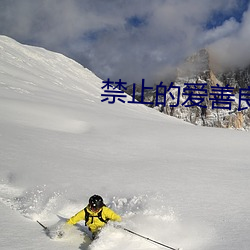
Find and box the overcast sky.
[0,0,249,85]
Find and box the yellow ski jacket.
[67,206,121,233]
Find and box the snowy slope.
[0,36,250,250]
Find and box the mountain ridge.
[125,48,250,130]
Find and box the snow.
[0,35,250,250]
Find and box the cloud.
[208,3,250,69]
[0,0,249,85]
[200,18,240,45]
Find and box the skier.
[66,194,122,239]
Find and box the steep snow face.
[0,36,250,250]
[0,35,102,133]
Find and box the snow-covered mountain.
[174,49,250,129]
[126,49,250,130]
[0,36,250,250]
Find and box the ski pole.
[37,220,48,231]
[122,227,180,250]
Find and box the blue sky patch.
[206,0,249,29]
[126,15,148,28]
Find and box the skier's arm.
[104,207,122,222]
[67,209,85,225]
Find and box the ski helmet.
[89,195,104,210]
